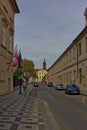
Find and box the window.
[79,68,82,83]
[2,26,6,46]
[86,67,87,82]
[69,71,72,82]
[9,35,13,52]
[0,70,5,82]
[85,37,87,52]
[66,72,68,84]
[73,46,76,60]
[78,43,81,56]
[69,51,72,62]
[64,73,65,83]
[66,54,68,64]
[73,70,76,83]
[9,28,13,52]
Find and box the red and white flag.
[12,45,19,67]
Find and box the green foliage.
[13,68,23,78]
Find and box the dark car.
[34,82,39,87]
[47,82,53,87]
[65,84,80,95]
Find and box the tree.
[13,68,23,78]
[21,58,35,76]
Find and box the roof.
[11,0,20,13]
[84,8,87,15]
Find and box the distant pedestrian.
[22,81,27,93]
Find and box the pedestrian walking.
[22,81,27,93]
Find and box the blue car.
[65,84,80,95]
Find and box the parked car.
[47,82,53,87]
[55,83,65,90]
[33,82,39,87]
[65,84,80,95]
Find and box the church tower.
[43,58,46,70]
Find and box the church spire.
[43,58,46,70]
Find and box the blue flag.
[18,50,22,69]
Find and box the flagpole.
[18,50,22,94]
[19,72,22,94]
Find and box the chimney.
[84,8,87,27]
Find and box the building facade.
[0,0,19,95]
[48,8,87,95]
[36,59,47,82]
[36,69,48,82]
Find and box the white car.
[55,83,64,90]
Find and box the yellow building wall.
[48,28,87,95]
[0,0,19,95]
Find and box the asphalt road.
[33,84,87,130]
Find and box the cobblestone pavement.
[0,85,60,130]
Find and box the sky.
[14,0,87,69]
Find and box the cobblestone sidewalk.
[0,86,60,130]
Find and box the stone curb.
[36,98,61,130]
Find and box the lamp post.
[19,74,22,94]
[24,72,29,87]
[19,67,23,94]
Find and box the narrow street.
[0,84,87,130]
[35,84,87,130]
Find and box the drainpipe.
[76,44,78,78]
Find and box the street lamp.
[24,71,29,87]
[24,72,29,79]
[19,74,22,94]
